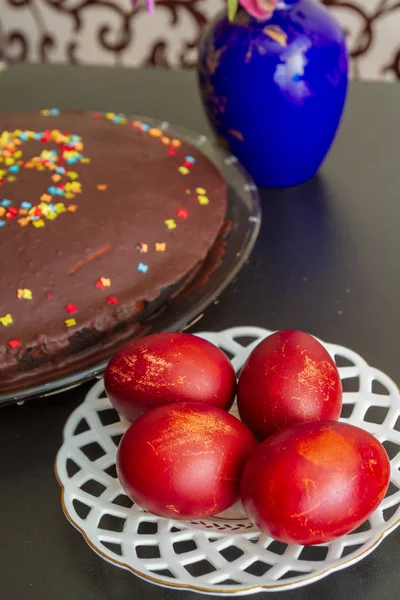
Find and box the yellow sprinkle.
[17,288,32,300]
[64,192,75,200]
[65,318,76,328]
[32,219,45,228]
[5,157,14,166]
[196,187,206,195]
[100,277,111,287]
[165,219,177,230]
[0,170,6,177]
[45,211,57,221]
[37,165,45,171]
[155,243,166,252]
[13,129,21,136]
[7,176,16,182]
[185,189,191,195]
[106,112,116,120]
[198,195,209,205]
[67,171,78,180]
[0,313,13,326]
[149,128,162,138]
[120,118,127,125]
[80,158,91,164]
[171,139,181,148]
[13,151,22,158]
[55,203,66,214]
[179,166,189,175]
[161,137,170,145]
[41,109,50,116]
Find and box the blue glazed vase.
[197,0,348,188]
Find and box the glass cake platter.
[0,117,261,406]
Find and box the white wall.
[0,1,399,81]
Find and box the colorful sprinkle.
[179,167,190,175]
[185,156,196,164]
[0,313,13,326]
[65,303,78,314]
[171,139,181,148]
[96,277,111,290]
[149,128,162,138]
[97,184,107,191]
[167,149,177,157]
[165,219,177,230]
[161,137,170,145]
[177,209,188,219]
[17,288,33,300]
[1,199,11,207]
[107,296,118,304]
[45,293,52,299]
[198,195,210,205]
[32,219,45,228]
[196,187,206,195]
[137,263,149,273]
[0,220,4,227]
[137,242,148,253]
[8,339,21,349]
[155,242,166,252]
[21,202,32,209]
[65,318,76,328]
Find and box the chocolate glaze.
[0,112,226,392]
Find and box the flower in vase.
[238,0,279,20]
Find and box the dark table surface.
[1,64,400,600]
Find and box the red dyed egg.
[104,332,236,422]
[237,330,342,440]
[117,402,257,519]
[241,421,390,545]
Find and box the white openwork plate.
[55,326,400,595]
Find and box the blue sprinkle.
[9,165,20,173]
[31,216,39,221]
[66,158,76,164]
[50,108,60,116]
[19,132,28,141]
[71,135,81,142]
[34,133,42,140]
[0,220,5,227]
[55,188,64,196]
[185,156,196,164]
[141,123,150,132]
[137,263,149,274]
[21,202,32,209]
[48,186,58,195]
[55,167,65,174]
[112,116,121,124]
[1,199,11,207]
[48,204,56,212]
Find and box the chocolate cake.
[0,110,227,392]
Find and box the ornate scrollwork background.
[0,0,399,80]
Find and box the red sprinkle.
[167,149,177,156]
[93,113,102,119]
[45,293,52,299]
[177,209,188,219]
[184,161,194,169]
[65,303,78,314]
[8,207,18,216]
[107,296,118,305]
[8,339,21,349]
[34,208,42,217]
[96,279,105,291]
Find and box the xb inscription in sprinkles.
[0,109,213,354]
